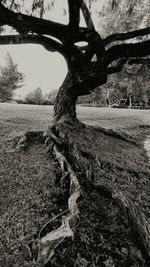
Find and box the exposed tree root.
[90,125,139,145]
[15,130,45,150]
[37,144,82,266]
[93,182,150,264]
[37,123,150,266]
[14,124,150,266]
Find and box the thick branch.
[128,58,150,65]
[77,65,107,95]
[106,40,150,66]
[78,0,95,31]
[0,34,68,58]
[107,66,123,74]
[68,0,80,30]
[104,26,150,46]
[0,2,89,43]
[107,59,128,74]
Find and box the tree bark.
[53,60,106,123]
[53,72,80,123]
[53,49,108,123]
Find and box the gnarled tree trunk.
[53,71,79,122]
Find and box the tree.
[96,0,150,108]
[25,91,34,104]
[105,63,150,108]
[0,52,24,102]
[44,89,58,105]
[25,87,43,105]
[1,1,150,265]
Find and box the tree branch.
[0,34,68,58]
[9,0,15,10]
[107,59,128,74]
[0,2,89,43]
[68,0,80,30]
[106,40,150,66]
[78,0,95,31]
[128,58,150,65]
[104,26,150,46]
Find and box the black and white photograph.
[0,0,150,266]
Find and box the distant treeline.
[16,87,57,105]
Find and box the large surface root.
[35,123,150,266]
[37,145,82,266]
[14,124,150,266]
[15,130,45,150]
[94,182,150,263]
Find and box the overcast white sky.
[0,44,67,98]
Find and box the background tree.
[0,52,24,102]
[78,87,106,106]
[44,89,58,105]
[25,87,43,105]
[103,63,150,108]
[32,87,43,105]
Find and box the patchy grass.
[0,103,150,266]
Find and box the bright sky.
[0,44,67,98]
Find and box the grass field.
[0,103,150,266]
[0,103,150,134]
